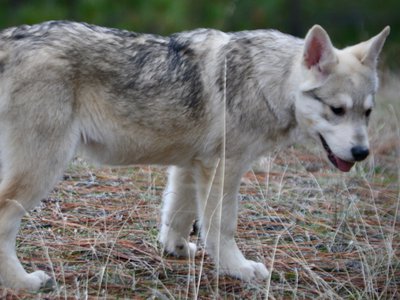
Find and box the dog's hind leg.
[0,198,53,291]
[0,79,79,290]
[159,166,198,258]
[194,158,269,281]
[0,127,78,291]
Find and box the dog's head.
[295,25,390,172]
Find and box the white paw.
[5,270,55,291]
[159,226,197,258]
[26,270,54,291]
[220,259,269,281]
[172,241,197,258]
[163,240,197,259]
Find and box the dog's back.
[0,22,215,165]
[0,21,303,166]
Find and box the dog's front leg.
[159,165,198,258]
[194,158,269,281]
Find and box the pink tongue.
[335,156,355,172]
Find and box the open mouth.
[319,134,355,172]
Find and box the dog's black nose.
[351,146,369,161]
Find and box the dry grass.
[1,73,400,299]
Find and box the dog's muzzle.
[319,134,357,172]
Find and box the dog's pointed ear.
[350,26,390,68]
[303,25,338,73]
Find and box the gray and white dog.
[0,21,389,290]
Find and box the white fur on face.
[364,94,374,110]
[338,93,353,110]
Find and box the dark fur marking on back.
[167,36,203,112]
[3,21,206,120]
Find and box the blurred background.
[0,0,398,68]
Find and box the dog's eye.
[365,108,372,117]
[312,94,322,102]
[304,91,323,102]
[330,106,345,116]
